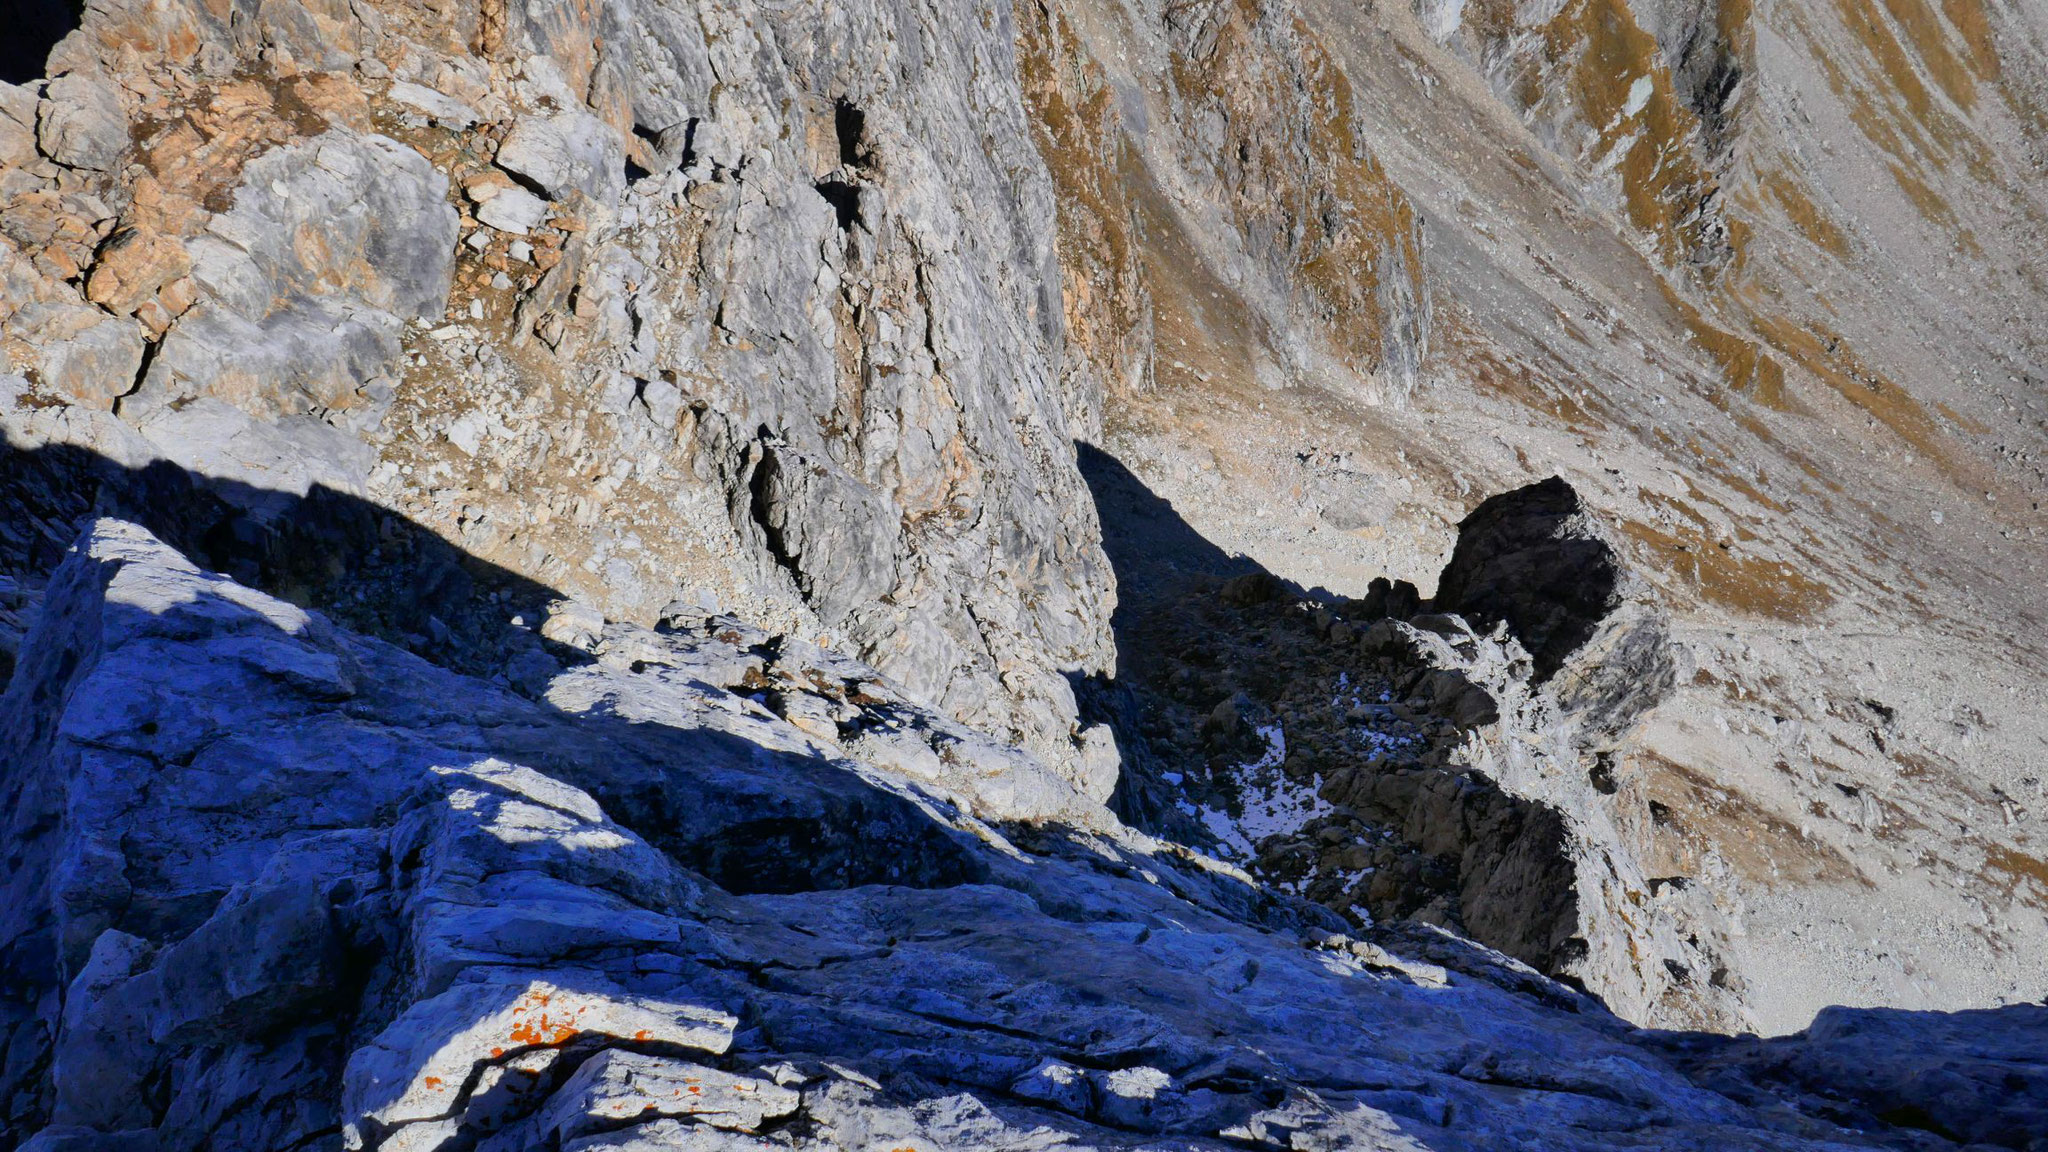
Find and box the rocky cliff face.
[2,0,1117,787]
[2,0,2047,1146]
[2,517,2043,1151]
[1013,0,2048,1032]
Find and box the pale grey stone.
[477,186,550,235]
[495,111,623,204]
[36,73,126,171]
[540,600,605,650]
[537,1051,798,1140]
[387,82,481,128]
[0,82,37,168]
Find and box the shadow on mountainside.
[0,437,566,687]
[0,435,1338,1147]
[1,436,1062,906]
[1071,439,1595,977]
[4,437,2046,1152]
[1068,440,1267,838]
[1067,438,2048,1146]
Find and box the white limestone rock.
[344,972,738,1137]
[36,73,127,171]
[536,1051,798,1139]
[495,111,623,204]
[475,186,549,235]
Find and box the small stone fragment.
[537,1051,799,1140]
[477,186,550,235]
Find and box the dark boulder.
[1356,576,1422,621]
[1432,476,1620,684]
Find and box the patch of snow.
[1196,724,1332,862]
[1624,75,1654,118]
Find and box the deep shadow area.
[0,436,997,905]
[0,434,995,873]
[1433,474,1619,683]
[813,179,861,231]
[0,0,80,85]
[1072,439,1586,974]
[1071,441,1264,835]
[1074,440,1266,622]
[0,435,1008,1143]
[1648,1003,2048,1149]
[1,435,1591,980]
[4,436,2047,1152]
[1,438,562,683]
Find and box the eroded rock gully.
[3,0,2048,1147]
[1082,466,1729,1028]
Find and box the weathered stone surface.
[0,83,42,169]
[103,125,457,490]
[35,73,126,171]
[475,186,549,235]
[0,0,2044,1135]
[84,227,191,317]
[0,519,2040,1152]
[535,1051,798,1139]
[346,973,739,1135]
[495,110,623,205]
[19,304,142,408]
[3,0,1121,796]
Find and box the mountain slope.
[0,0,2042,1068]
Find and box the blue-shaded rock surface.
[1,520,2041,1151]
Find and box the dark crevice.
[626,121,664,182]
[495,165,552,202]
[0,0,79,85]
[677,117,700,169]
[745,434,803,587]
[833,98,869,169]
[813,180,860,231]
[1667,7,1746,159]
[115,335,162,410]
[663,814,987,895]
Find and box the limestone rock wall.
[0,0,1116,785]
[2,0,2045,1049]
